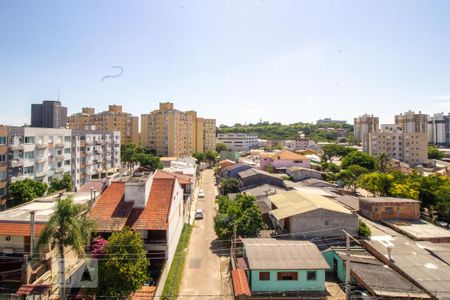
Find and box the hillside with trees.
[217,122,354,142]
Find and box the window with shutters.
[259,272,270,281]
[277,272,298,281]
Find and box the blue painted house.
[239,238,330,294]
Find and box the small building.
[269,190,358,237]
[286,167,324,182]
[260,150,311,173]
[219,159,236,170]
[238,168,285,188]
[236,238,329,296]
[160,157,179,168]
[359,197,420,221]
[221,163,253,179]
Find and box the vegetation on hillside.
[217,122,353,141]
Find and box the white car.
[198,189,205,198]
[195,209,204,220]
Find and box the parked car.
[195,209,204,219]
[198,189,205,198]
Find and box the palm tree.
[37,197,95,300]
[377,152,390,172]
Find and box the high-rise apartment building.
[31,100,68,128]
[354,114,379,151]
[395,110,428,133]
[428,113,450,147]
[0,126,121,208]
[368,124,428,167]
[140,102,216,157]
[217,133,259,151]
[68,105,139,144]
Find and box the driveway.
[178,169,233,300]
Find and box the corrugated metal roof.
[242,238,330,270]
[269,189,351,220]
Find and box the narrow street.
[178,169,233,300]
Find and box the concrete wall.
[359,200,420,221]
[249,269,326,292]
[287,209,358,237]
[124,175,153,208]
[0,234,25,253]
[166,180,184,264]
[287,168,323,182]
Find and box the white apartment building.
[8,127,72,185]
[428,113,450,147]
[217,133,259,151]
[6,127,121,192]
[72,129,121,187]
[368,124,428,167]
[354,114,379,150]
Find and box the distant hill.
[217,122,354,142]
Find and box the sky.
[1,0,450,127]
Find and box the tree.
[8,178,48,207]
[358,220,371,238]
[376,153,391,172]
[428,145,445,160]
[321,144,355,163]
[37,197,95,300]
[336,165,368,193]
[214,194,265,240]
[97,227,149,298]
[192,152,205,162]
[220,178,240,195]
[273,144,283,150]
[49,173,73,193]
[205,150,218,163]
[341,151,377,171]
[357,172,394,196]
[133,152,162,171]
[216,143,228,153]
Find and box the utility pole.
[30,211,35,258]
[343,230,351,300]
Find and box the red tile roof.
[130,286,156,300]
[0,222,46,236]
[127,178,175,231]
[89,182,134,232]
[232,269,251,297]
[78,180,105,194]
[16,284,51,295]
[154,169,193,185]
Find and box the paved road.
[178,169,232,300]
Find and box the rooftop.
[360,197,420,204]
[240,184,285,199]
[260,150,309,161]
[242,238,329,270]
[232,269,251,297]
[269,189,351,220]
[383,219,450,240]
[154,169,193,185]
[78,180,105,194]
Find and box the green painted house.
[240,238,330,293]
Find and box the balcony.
[36,143,47,150]
[10,159,24,168]
[36,157,46,164]
[54,155,65,162]
[55,167,65,173]
[11,175,28,182]
[55,142,65,148]
[105,139,112,144]
[36,170,47,177]
[9,144,24,151]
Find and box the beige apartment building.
[354,114,379,153]
[395,110,428,133]
[368,124,428,167]
[68,105,139,144]
[141,102,216,157]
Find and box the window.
[64,160,70,166]
[307,271,317,281]
[24,166,34,174]
[64,136,71,142]
[0,136,6,144]
[259,272,270,281]
[385,207,393,214]
[277,272,298,281]
[24,136,35,144]
[0,154,5,162]
[0,170,6,180]
[64,148,71,154]
[324,220,329,226]
[0,187,5,197]
[24,151,34,159]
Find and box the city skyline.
[2,1,450,125]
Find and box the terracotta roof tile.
[89,182,134,232]
[78,180,105,194]
[154,169,192,185]
[16,284,51,295]
[127,178,175,230]
[130,286,156,300]
[0,222,46,236]
[232,269,251,297]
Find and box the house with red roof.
[89,171,184,267]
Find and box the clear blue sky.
[1,0,450,126]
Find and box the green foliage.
[376,153,391,172]
[133,152,163,171]
[428,145,445,160]
[357,172,394,197]
[121,144,161,171]
[282,175,294,181]
[220,178,240,195]
[49,173,73,193]
[162,225,193,299]
[321,162,341,173]
[273,144,283,150]
[217,122,353,142]
[214,194,265,239]
[322,144,356,162]
[216,143,228,153]
[335,165,368,192]
[358,220,371,238]
[192,152,205,162]
[9,178,48,207]
[205,150,218,162]
[98,227,150,298]
[341,151,377,171]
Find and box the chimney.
[387,245,393,261]
[124,173,154,208]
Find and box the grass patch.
[161,224,193,299]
